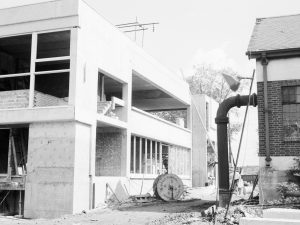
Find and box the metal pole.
[224,69,255,219]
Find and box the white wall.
[256,57,300,82]
[131,108,192,148]
[76,0,190,111]
[73,122,91,213]
[0,0,79,37]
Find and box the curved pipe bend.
[215,93,257,123]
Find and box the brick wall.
[34,91,67,107]
[95,130,122,176]
[257,79,300,156]
[0,90,67,109]
[0,90,29,109]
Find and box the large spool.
[153,174,184,201]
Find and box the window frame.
[0,28,73,109]
[281,85,300,141]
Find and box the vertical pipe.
[261,53,271,166]
[215,93,257,207]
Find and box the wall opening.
[130,135,191,177]
[0,34,31,109]
[97,72,124,119]
[33,30,71,107]
[95,127,122,176]
[131,73,189,128]
[0,126,28,216]
[0,129,9,174]
[34,72,69,107]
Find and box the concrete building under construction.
[0,0,217,219]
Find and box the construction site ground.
[0,186,260,225]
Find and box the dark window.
[0,129,9,174]
[34,72,69,107]
[37,30,70,59]
[0,35,32,75]
[0,76,29,91]
[282,86,300,141]
[35,60,70,72]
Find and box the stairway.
[97,101,112,115]
[97,101,118,119]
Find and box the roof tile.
[247,14,300,53]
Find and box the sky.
[1,0,300,166]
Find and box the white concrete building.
[0,0,192,218]
[0,0,217,218]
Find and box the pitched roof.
[247,14,300,55]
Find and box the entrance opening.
[0,129,9,174]
[0,126,28,216]
[97,72,124,119]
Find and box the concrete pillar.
[24,121,92,218]
[192,95,207,187]
[24,122,76,218]
[121,75,132,177]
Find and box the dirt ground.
[0,186,258,225]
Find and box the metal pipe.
[261,53,272,166]
[215,93,257,207]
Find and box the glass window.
[282,86,300,141]
[0,35,31,75]
[34,72,69,107]
[35,60,70,72]
[37,30,70,59]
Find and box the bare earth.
[0,187,222,225]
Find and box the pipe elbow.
[215,93,257,123]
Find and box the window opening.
[282,86,300,141]
[34,30,71,107]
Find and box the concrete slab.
[264,208,300,220]
[240,217,300,225]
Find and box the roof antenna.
[116,18,159,47]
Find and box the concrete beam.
[132,98,187,111]
[240,217,300,225]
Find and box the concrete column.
[24,122,76,218]
[191,95,207,187]
[121,75,132,177]
[69,27,79,106]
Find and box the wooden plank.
[11,136,19,175]
[20,130,27,173]
[7,130,12,181]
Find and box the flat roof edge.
[0,0,79,27]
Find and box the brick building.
[247,14,300,203]
[0,0,216,218]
